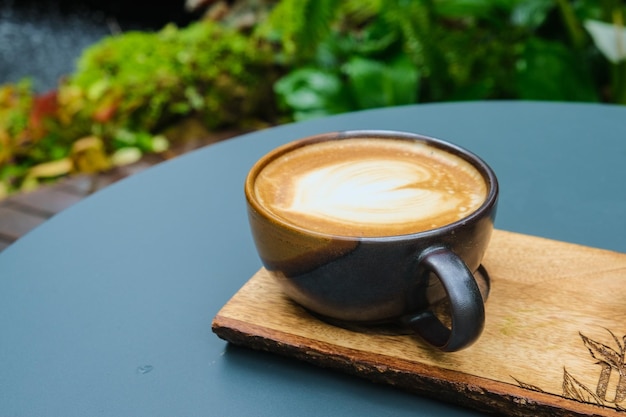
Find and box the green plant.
[0,19,279,196]
[66,21,276,136]
[2,0,626,197]
[259,0,626,121]
[0,81,69,195]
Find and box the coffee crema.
[253,138,488,237]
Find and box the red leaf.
[27,90,58,138]
[92,101,118,123]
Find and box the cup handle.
[403,247,485,352]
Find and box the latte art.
[254,138,487,237]
[289,159,464,226]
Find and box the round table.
[1,101,625,416]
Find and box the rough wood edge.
[212,314,623,417]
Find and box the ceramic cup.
[245,130,498,351]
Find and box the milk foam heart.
[289,159,463,225]
[253,138,487,237]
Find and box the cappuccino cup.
[245,130,498,351]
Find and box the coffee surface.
[253,138,487,237]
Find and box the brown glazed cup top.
[245,130,499,351]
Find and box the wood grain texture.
[212,229,626,416]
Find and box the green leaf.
[447,80,495,101]
[434,0,516,19]
[345,20,400,56]
[515,38,598,102]
[510,0,554,29]
[259,0,339,60]
[113,129,138,146]
[274,67,351,120]
[343,55,419,109]
[184,86,205,110]
[86,79,110,100]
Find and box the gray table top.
[1,101,625,416]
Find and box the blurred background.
[0,0,198,92]
[1,0,625,199]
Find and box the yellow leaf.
[20,176,40,193]
[56,84,85,123]
[27,158,72,178]
[0,181,7,199]
[71,136,111,174]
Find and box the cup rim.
[245,129,499,242]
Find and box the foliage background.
[1,0,625,197]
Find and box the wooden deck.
[0,130,242,254]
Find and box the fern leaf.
[580,332,623,370]
[563,368,605,406]
[259,0,339,61]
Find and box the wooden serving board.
[212,230,626,416]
